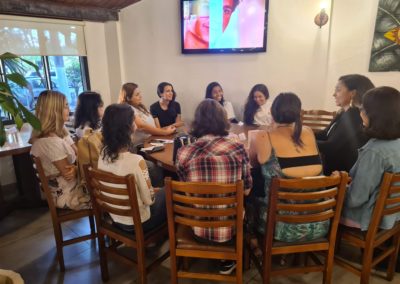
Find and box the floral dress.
[31,136,91,210]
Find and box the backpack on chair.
[77,128,103,184]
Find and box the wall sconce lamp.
[315,1,329,28]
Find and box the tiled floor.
[0,208,399,284]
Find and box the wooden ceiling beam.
[0,0,120,22]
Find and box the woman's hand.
[63,165,76,180]
[163,125,176,135]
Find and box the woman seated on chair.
[205,81,238,123]
[340,87,400,230]
[243,84,273,127]
[30,90,91,210]
[175,99,252,274]
[74,91,104,139]
[247,92,326,254]
[119,82,176,146]
[316,74,374,175]
[150,82,184,128]
[98,104,166,232]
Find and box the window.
[0,15,89,120]
[0,55,90,115]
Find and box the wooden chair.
[165,177,244,283]
[301,110,336,132]
[31,156,96,271]
[246,172,348,284]
[84,165,169,284]
[335,172,400,284]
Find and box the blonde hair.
[34,90,69,138]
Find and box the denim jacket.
[342,138,400,231]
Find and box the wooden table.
[144,124,267,172]
[0,126,42,219]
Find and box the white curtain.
[0,15,86,56]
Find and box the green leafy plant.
[0,52,41,146]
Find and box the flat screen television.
[181,0,269,54]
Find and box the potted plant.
[0,52,41,146]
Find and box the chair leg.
[137,247,147,284]
[89,215,96,236]
[360,246,373,284]
[262,254,271,284]
[323,249,334,284]
[236,255,243,284]
[170,254,178,284]
[54,223,65,272]
[386,235,400,281]
[98,234,109,282]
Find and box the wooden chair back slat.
[84,164,169,283]
[389,186,400,194]
[165,177,244,283]
[366,173,400,240]
[277,187,338,200]
[172,193,236,205]
[385,196,400,206]
[92,187,131,207]
[277,199,336,212]
[175,216,236,228]
[91,179,130,196]
[258,172,348,283]
[382,206,400,216]
[171,181,238,194]
[84,165,143,236]
[94,200,133,217]
[301,109,336,132]
[173,204,237,218]
[276,210,335,223]
[335,172,400,283]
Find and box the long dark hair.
[363,86,400,140]
[190,99,230,138]
[74,91,103,129]
[339,74,374,108]
[271,92,303,146]
[243,84,269,125]
[205,82,224,105]
[101,104,135,163]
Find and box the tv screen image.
[181,0,269,54]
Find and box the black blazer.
[316,107,369,175]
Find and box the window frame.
[0,55,90,123]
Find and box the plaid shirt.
[176,135,252,243]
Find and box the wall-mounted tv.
[181,0,269,54]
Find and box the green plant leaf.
[15,100,41,131]
[14,113,23,129]
[5,73,29,88]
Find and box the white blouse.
[132,106,156,145]
[223,101,236,120]
[253,101,273,126]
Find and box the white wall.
[118,0,332,121]
[324,0,400,109]
[84,21,122,105]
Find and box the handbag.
[250,166,266,197]
[172,134,197,163]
